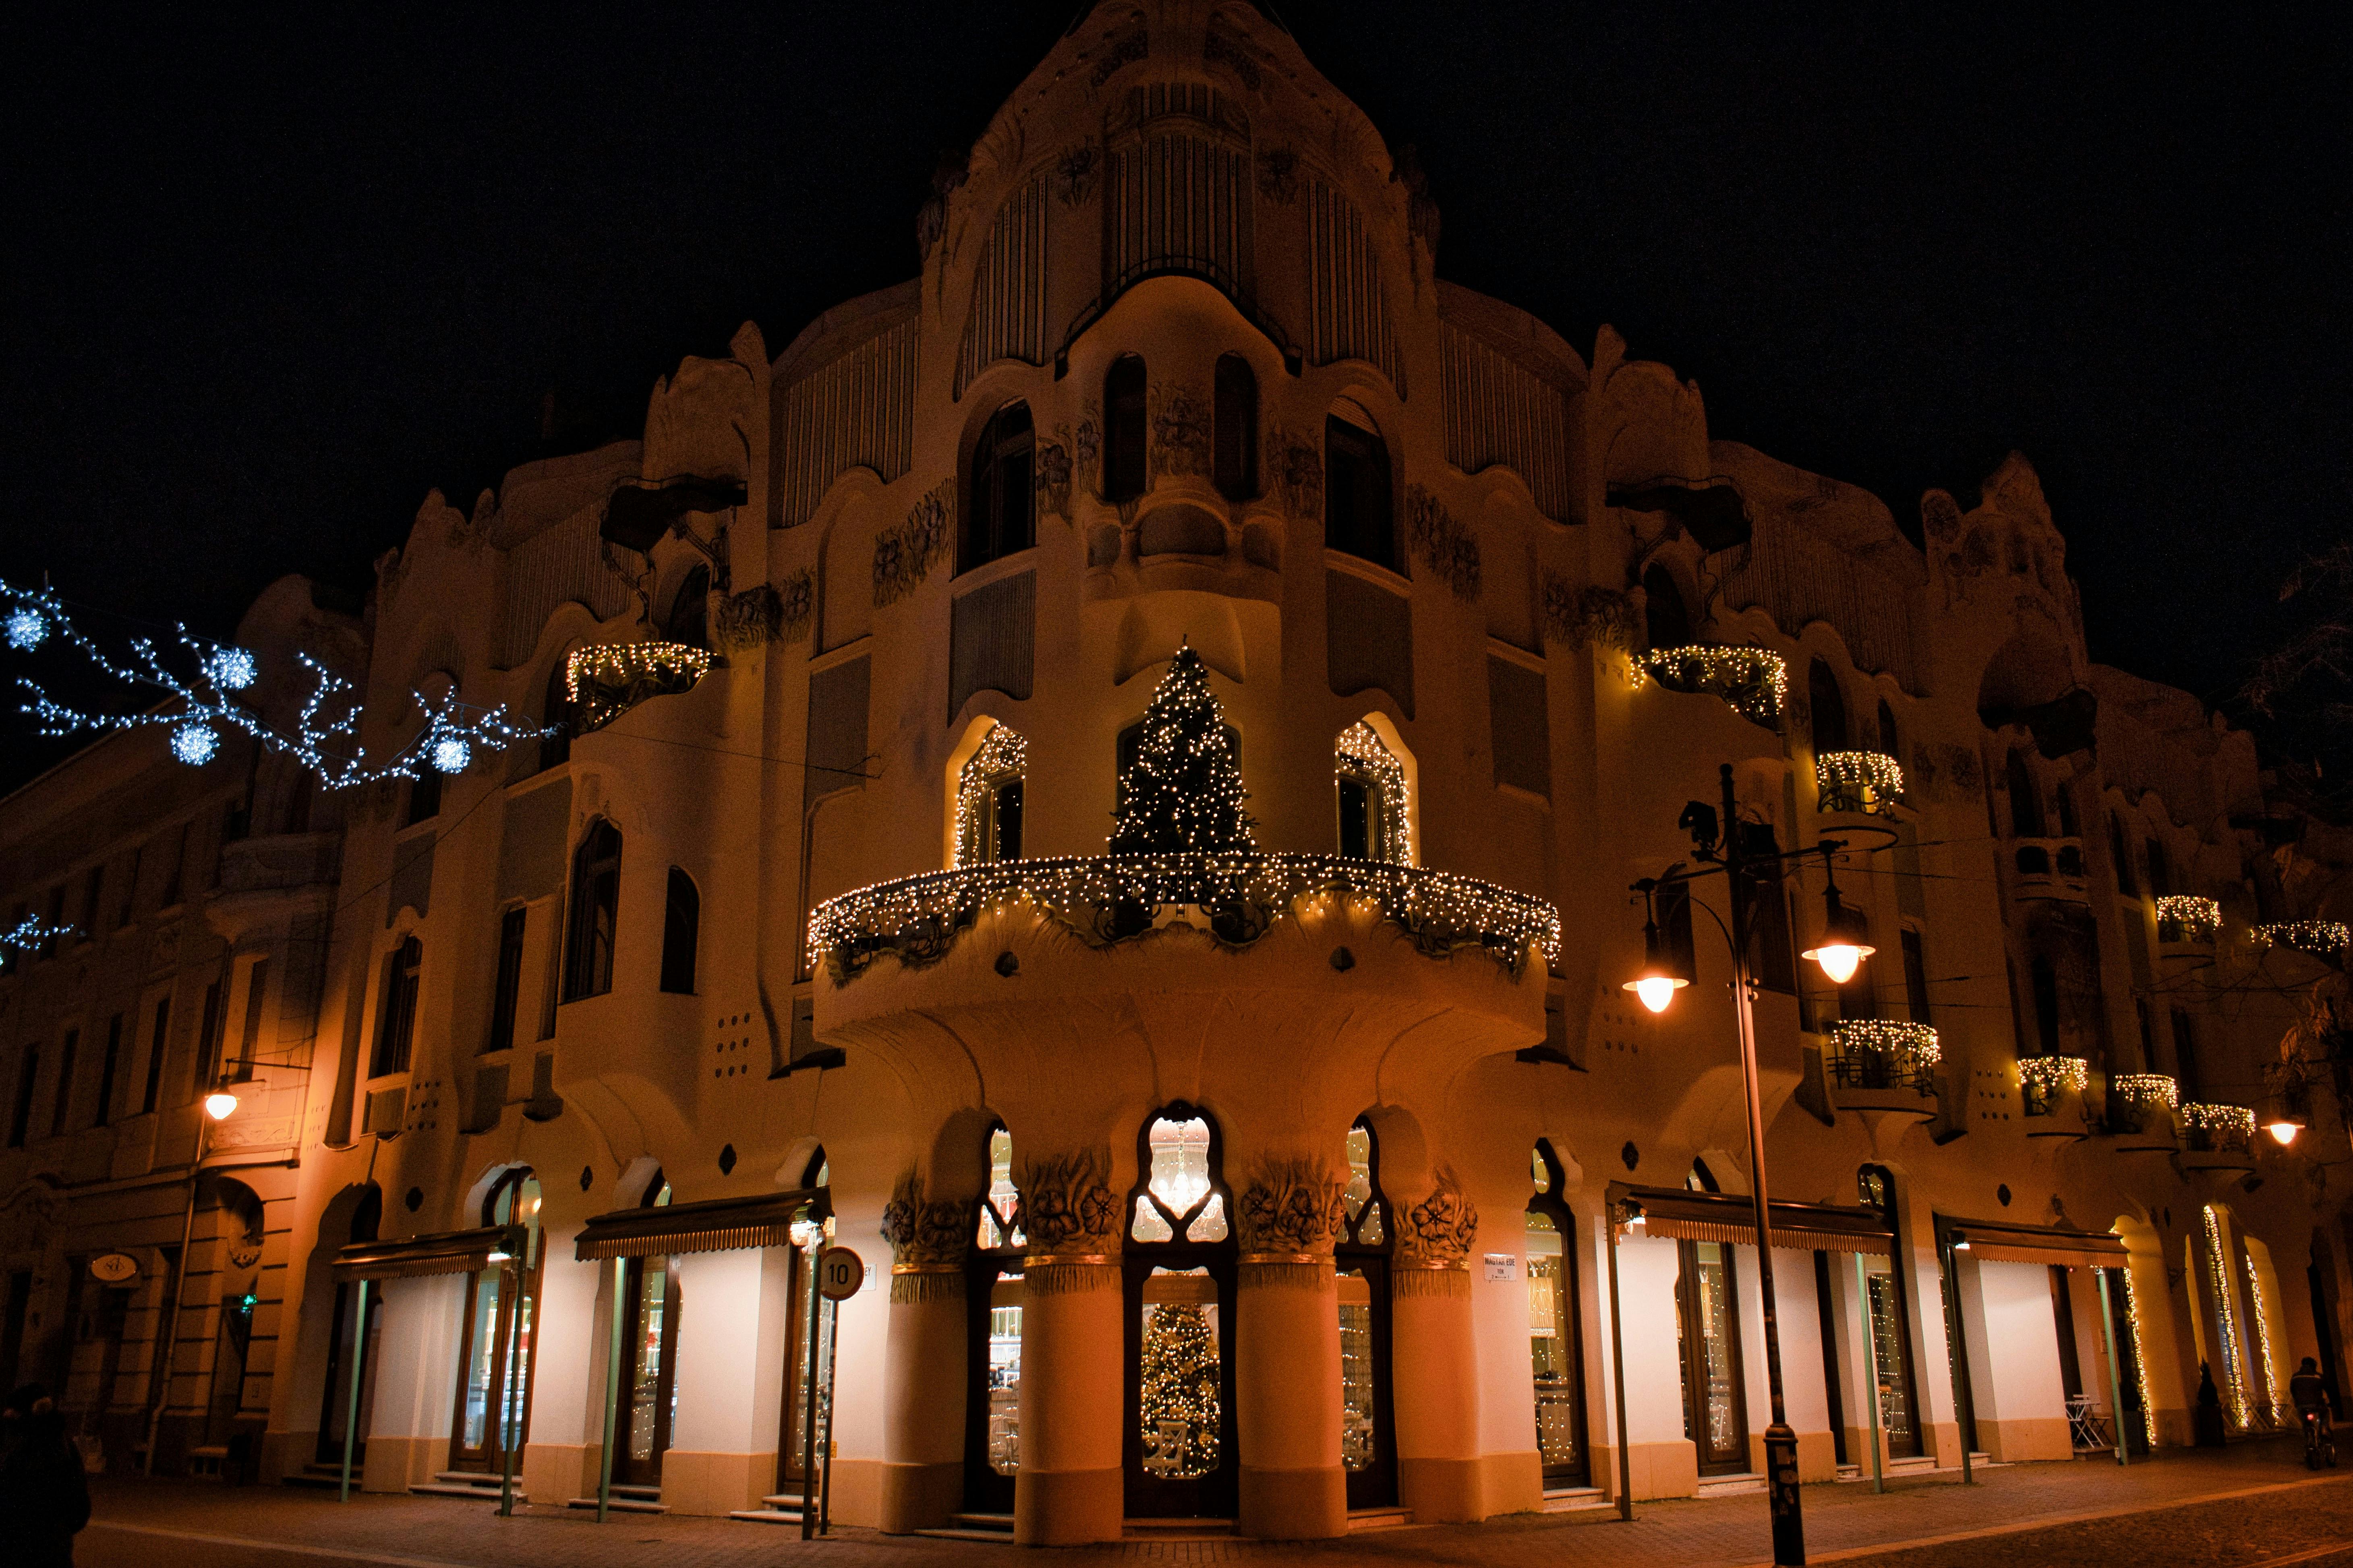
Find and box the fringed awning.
[1936,1214,2128,1270]
[574,1188,828,1262]
[1611,1183,1893,1256]
[333,1226,511,1282]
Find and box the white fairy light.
[431,736,472,774]
[171,721,220,767]
[204,647,258,691]
[2155,895,2222,943]
[1334,722,1413,865]
[4,606,46,651]
[0,915,77,952]
[954,724,1028,869]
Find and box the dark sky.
[4,2,2347,790]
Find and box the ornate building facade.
[5,2,2351,1544]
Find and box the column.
[879,1172,969,1533]
[360,1272,462,1491]
[664,1247,786,1514]
[1233,1157,1346,1539]
[1955,1256,2072,1461]
[520,1232,602,1504]
[1389,1169,1481,1520]
[1013,1149,1124,1545]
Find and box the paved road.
[73,1440,2353,1568]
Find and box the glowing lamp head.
[485,1249,512,1264]
[430,736,471,774]
[203,1088,239,1121]
[1806,940,1866,985]
[2266,1120,2302,1147]
[1622,915,1689,1014]
[171,721,220,767]
[1803,881,1876,984]
[4,606,47,651]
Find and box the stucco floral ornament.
[1237,1157,1345,1289]
[1393,1166,1479,1295]
[1015,1148,1120,1257]
[880,1170,971,1302]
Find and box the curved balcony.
[566,641,712,734]
[1822,1020,1941,1119]
[2252,921,2351,964]
[2105,1073,2179,1153]
[2019,1054,2091,1139]
[808,852,1560,983]
[2011,836,2088,905]
[1814,750,1904,817]
[2155,895,2221,949]
[2179,1103,2258,1174]
[1634,645,1786,731]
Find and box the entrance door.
[1526,1142,1589,1485]
[1337,1121,1397,1509]
[1859,1257,1922,1458]
[447,1172,543,1473]
[1676,1240,1749,1475]
[774,1164,832,1495]
[315,1282,383,1466]
[615,1253,681,1487]
[964,1125,1024,1514]
[1123,1107,1237,1520]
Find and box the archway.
[1123,1105,1236,1519]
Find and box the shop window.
[372,937,422,1078]
[971,1125,1024,1498]
[450,1168,543,1471]
[659,869,699,995]
[1643,564,1690,649]
[964,401,1036,573]
[1528,1140,1588,1483]
[1213,354,1257,501]
[1337,1121,1397,1506]
[667,565,710,650]
[563,821,622,1002]
[1808,659,1848,754]
[1324,411,1395,570]
[1105,356,1147,504]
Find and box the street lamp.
[1623,764,1892,1566]
[203,1084,240,1121]
[2264,1096,2307,1146]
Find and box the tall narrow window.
[2171,1009,2200,1099]
[667,565,710,650]
[1528,1141,1588,1484]
[2006,751,2043,838]
[1334,722,1411,864]
[2109,815,2138,895]
[563,821,623,1002]
[81,865,104,933]
[2055,779,2080,838]
[234,958,269,1082]
[963,401,1036,573]
[140,997,170,1115]
[116,849,141,928]
[1105,356,1147,504]
[7,1047,36,1147]
[1643,564,1690,649]
[955,724,1027,867]
[162,824,188,908]
[94,1013,124,1127]
[1808,659,1848,754]
[1324,412,1395,569]
[373,938,422,1077]
[660,870,699,995]
[1876,699,1899,763]
[2145,839,2173,897]
[1213,354,1257,501]
[488,908,527,1053]
[41,885,65,958]
[1900,927,1931,1024]
[538,663,573,774]
[1336,1120,1397,1506]
[284,772,312,835]
[405,768,442,827]
[50,1028,79,1136]
[2030,956,2061,1056]
[193,981,224,1095]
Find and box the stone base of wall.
[1747,1429,1839,1483]
[1592,1438,1700,1500]
[660,1448,778,1515]
[878,1458,962,1532]
[1013,1464,1122,1545]
[361,1433,448,1493]
[1977,1416,2073,1463]
[1239,1463,1346,1538]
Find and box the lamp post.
[144,1077,238,1475]
[1622,763,1889,1567]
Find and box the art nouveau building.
[5,1,2352,1544]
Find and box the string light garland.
[2246,1249,2285,1425]
[1825,1019,1940,1065]
[2201,1206,2250,1426]
[954,723,1027,869]
[3,576,546,789]
[1334,722,1413,865]
[2110,1072,2179,1110]
[1,915,77,952]
[2017,1055,2088,1094]
[564,641,714,734]
[1814,750,1904,815]
[2181,1102,2255,1152]
[2119,1264,2158,1449]
[2154,895,2221,944]
[1632,644,1787,728]
[2251,920,2351,957]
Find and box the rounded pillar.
[1233,1157,1347,1539]
[1388,1170,1481,1521]
[1013,1149,1126,1545]
[879,1172,969,1533]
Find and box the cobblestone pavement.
[76,1440,2353,1568]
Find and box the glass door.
[1676,1240,1750,1474]
[1526,1143,1588,1484]
[1337,1121,1397,1508]
[615,1253,681,1487]
[1861,1258,1922,1458]
[315,1281,383,1466]
[965,1126,1024,1513]
[446,1172,543,1473]
[777,1184,832,1489]
[1123,1107,1237,1520]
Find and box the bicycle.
[2303,1407,2337,1470]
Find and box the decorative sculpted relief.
[1236,1157,1345,1259]
[1017,1149,1121,1294]
[1268,420,1321,520]
[1089,23,1149,88]
[713,574,812,651]
[1150,381,1210,479]
[1036,435,1074,524]
[1393,1166,1478,1294]
[1075,403,1102,496]
[1054,139,1100,207]
[1203,23,1263,90]
[1255,146,1299,207]
[1542,577,1638,654]
[880,1169,972,1302]
[1407,484,1480,600]
[872,478,954,607]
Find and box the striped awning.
[1936,1214,2129,1270]
[332,1226,512,1282]
[574,1187,829,1261]
[1611,1183,1893,1256]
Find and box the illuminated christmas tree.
[1138,1302,1221,1477]
[1109,645,1254,855]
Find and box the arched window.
[1127,1105,1234,1508]
[1324,406,1395,569]
[2030,954,2061,1054]
[452,1168,544,1468]
[2145,837,2173,897]
[537,662,573,773]
[1643,564,1691,649]
[955,724,1027,867]
[1213,354,1257,501]
[1852,1165,1923,1457]
[563,820,622,1002]
[1105,356,1148,503]
[659,869,698,995]
[1528,1141,1588,1483]
[1337,1120,1395,1502]
[1334,722,1411,864]
[2054,778,2080,839]
[970,1124,1025,1499]
[371,936,422,1077]
[667,565,710,650]
[963,401,1036,572]
[1875,698,1898,762]
[1131,1109,1226,1243]
[2007,751,2044,838]
[1808,659,1848,754]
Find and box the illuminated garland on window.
[1825,1018,1940,1067]
[1815,750,1904,815]
[806,852,1561,981]
[1631,645,1788,728]
[2154,895,2221,944]
[2119,1263,2158,1448]
[565,641,714,734]
[1334,722,1412,865]
[3,575,546,788]
[0,915,76,953]
[2181,1102,2254,1152]
[2251,920,2351,957]
[2017,1055,2088,1093]
[2246,1249,2284,1425]
[2110,1072,2178,1110]
[954,724,1027,869]
[2202,1206,2249,1426]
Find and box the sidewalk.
[76,1439,2353,1568]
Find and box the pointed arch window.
[1334,722,1411,864]
[971,1123,1025,1493]
[1528,1140,1589,1482]
[667,565,710,650]
[1808,659,1848,754]
[1337,1120,1396,1500]
[976,1125,1025,1252]
[1643,564,1691,649]
[563,820,622,1002]
[1131,1107,1227,1244]
[955,724,1027,867]
[1876,698,1899,763]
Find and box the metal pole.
[1719,765,1804,1565]
[143,1115,209,1475]
[2095,1268,2129,1467]
[1940,1237,1976,1484]
[799,1245,824,1541]
[818,1296,839,1536]
[338,1278,369,1502]
[497,1256,521,1516]
[596,1257,625,1523]
[1853,1253,1884,1494]
[1605,1200,1636,1522]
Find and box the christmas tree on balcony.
[1139,1301,1222,1477]
[1109,644,1255,856]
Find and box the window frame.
[962,400,1038,574]
[563,821,623,1003]
[1323,413,1396,571]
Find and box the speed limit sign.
[816,1247,866,1301]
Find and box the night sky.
[4,3,2346,791]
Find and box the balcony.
[2019,1054,2091,1139]
[1822,1020,1941,1119]
[2011,836,2088,904]
[1634,645,1786,730]
[2105,1073,2179,1153]
[567,641,712,734]
[2179,1103,2257,1174]
[1814,750,1904,817]
[2252,921,2350,965]
[2156,895,2221,951]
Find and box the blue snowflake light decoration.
[431,736,472,774]
[203,646,258,691]
[171,722,220,766]
[3,606,46,651]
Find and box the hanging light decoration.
[431,736,472,774]
[203,646,258,691]
[171,721,220,767]
[4,605,47,651]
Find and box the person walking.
[1,1384,91,1566]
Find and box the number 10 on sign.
[818,1247,864,1300]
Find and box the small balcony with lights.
[2009,836,2089,905]
[2252,921,2351,968]
[2155,895,2222,956]
[1820,1019,1941,1119]
[2018,1054,2092,1138]
[2178,1103,2258,1174]
[1813,749,1905,820]
[1633,645,1788,731]
[2104,1073,2180,1153]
